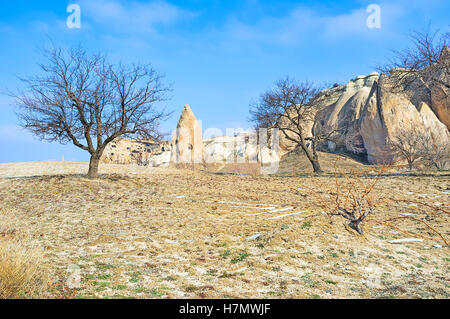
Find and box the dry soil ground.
[0,160,448,299]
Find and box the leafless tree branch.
[11,45,172,178]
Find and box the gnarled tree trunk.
[87,154,101,179]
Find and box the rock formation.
[170,104,204,167]
[279,72,379,157]
[101,138,171,166]
[279,70,448,165]
[312,72,449,164]
[428,47,449,129]
[359,75,449,164]
[203,131,279,174]
[387,46,450,130]
[431,85,450,130]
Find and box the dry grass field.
[0,158,448,299]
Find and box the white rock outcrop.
[101,138,170,164]
[170,104,204,167]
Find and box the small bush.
[0,241,47,298]
[321,164,387,234]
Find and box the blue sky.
[0,0,449,162]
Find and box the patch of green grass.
[415,264,423,269]
[82,274,96,283]
[98,274,111,280]
[443,257,450,262]
[301,221,312,229]
[129,271,142,283]
[112,284,127,290]
[206,269,218,276]
[111,294,132,299]
[163,276,177,281]
[133,286,148,293]
[151,289,165,297]
[231,251,249,264]
[220,249,231,258]
[301,273,312,280]
[301,272,319,288]
[325,280,337,285]
[96,263,115,270]
[92,281,110,287]
[309,294,321,299]
[307,281,319,288]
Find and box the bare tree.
[249,78,336,174]
[387,126,427,170]
[388,126,450,171]
[12,46,171,178]
[378,26,449,97]
[421,131,450,170]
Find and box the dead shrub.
[0,240,48,299]
[321,164,387,234]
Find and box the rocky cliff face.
[359,75,449,164]
[279,72,379,157]
[431,85,450,130]
[313,72,449,164]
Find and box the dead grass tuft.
[0,240,48,299]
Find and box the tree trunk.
[301,142,323,174]
[407,160,414,171]
[87,154,100,179]
[311,159,323,174]
[349,220,364,235]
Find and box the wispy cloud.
[79,0,196,34]
[218,3,406,46]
